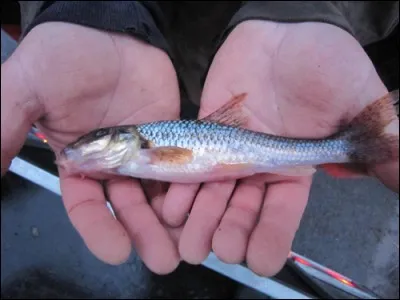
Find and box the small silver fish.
[57,92,399,183]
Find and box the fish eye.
[94,128,109,137]
[117,127,133,134]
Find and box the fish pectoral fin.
[269,165,317,177]
[201,93,249,127]
[144,146,193,165]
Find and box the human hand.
[1,23,181,274]
[161,20,399,276]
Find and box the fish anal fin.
[201,93,248,127]
[209,162,257,181]
[212,162,253,172]
[146,147,193,165]
[270,165,317,177]
[211,163,316,178]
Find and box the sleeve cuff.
[21,1,171,57]
[218,1,354,45]
[218,1,399,47]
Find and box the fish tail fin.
[345,89,399,164]
[321,90,399,178]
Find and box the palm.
[162,21,394,276]
[201,21,387,140]
[5,23,181,274]
[14,24,179,152]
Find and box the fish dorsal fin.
[201,93,248,127]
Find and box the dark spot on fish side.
[140,137,152,149]
[94,129,109,138]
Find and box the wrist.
[20,1,171,58]
[1,60,44,176]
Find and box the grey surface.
[292,170,399,299]
[1,29,17,63]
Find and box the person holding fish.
[2,1,399,277]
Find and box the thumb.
[1,58,44,176]
[372,162,399,194]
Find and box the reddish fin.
[319,163,369,178]
[146,147,193,165]
[343,90,399,165]
[202,93,248,127]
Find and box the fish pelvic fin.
[343,89,399,165]
[201,93,249,127]
[267,165,317,177]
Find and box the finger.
[369,119,399,193]
[141,180,183,245]
[59,170,132,265]
[212,177,265,264]
[162,183,200,227]
[179,181,236,264]
[371,162,399,193]
[107,178,180,274]
[1,60,44,175]
[150,191,183,246]
[247,177,312,277]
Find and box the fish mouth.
[55,152,122,180]
[56,144,132,174]
[56,148,93,173]
[56,147,104,172]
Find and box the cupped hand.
[1,23,181,274]
[161,20,399,276]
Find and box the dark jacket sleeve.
[18,1,171,57]
[221,1,399,47]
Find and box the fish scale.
[136,120,351,169]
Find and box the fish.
[56,91,399,183]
